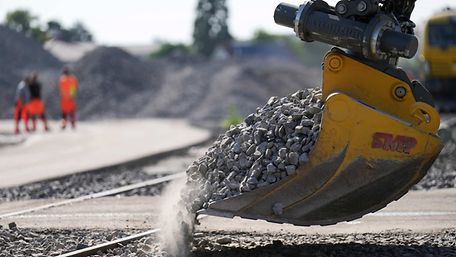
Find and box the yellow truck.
[422,8,456,111]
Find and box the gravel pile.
[142,57,320,123]
[185,88,323,210]
[0,36,320,123]
[0,168,163,202]
[414,125,456,190]
[160,89,323,257]
[73,47,164,119]
[0,26,61,71]
[0,26,61,119]
[0,24,320,122]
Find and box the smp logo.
[371,132,418,154]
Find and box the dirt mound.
[0,25,61,119]
[73,46,164,119]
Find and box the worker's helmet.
[62,66,71,75]
[30,72,38,82]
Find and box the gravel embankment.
[0,224,142,257]
[0,26,61,120]
[0,168,163,202]
[414,120,456,191]
[1,224,455,257]
[0,146,207,202]
[74,47,164,120]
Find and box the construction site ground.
[0,189,455,233]
[0,116,455,256]
[0,119,210,188]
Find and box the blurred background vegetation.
[4,9,93,43]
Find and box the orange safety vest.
[59,75,78,113]
[59,75,78,100]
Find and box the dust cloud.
[158,177,201,257]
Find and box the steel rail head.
[57,229,160,257]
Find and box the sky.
[0,0,454,46]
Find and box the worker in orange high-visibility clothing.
[13,76,31,134]
[26,72,50,132]
[59,67,78,129]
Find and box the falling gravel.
[159,94,456,256]
[160,88,323,256]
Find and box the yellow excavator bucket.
[200,49,444,226]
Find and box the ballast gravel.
[182,93,456,213]
[0,168,163,202]
[414,122,456,190]
[0,224,138,257]
[185,88,324,211]
[190,230,456,257]
[1,224,455,257]
[161,92,455,256]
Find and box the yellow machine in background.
[422,8,456,111]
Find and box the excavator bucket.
[199,50,444,226]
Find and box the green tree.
[193,0,231,57]
[150,42,189,58]
[5,9,35,34]
[30,27,47,43]
[68,22,93,42]
[4,10,93,43]
[47,20,93,42]
[46,20,63,38]
[5,10,48,43]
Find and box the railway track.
[0,172,186,256]
[0,142,207,256]
[1,118,454,256]
[57,214,209,257]
[58,229,160,257]
[0,172,184,219]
